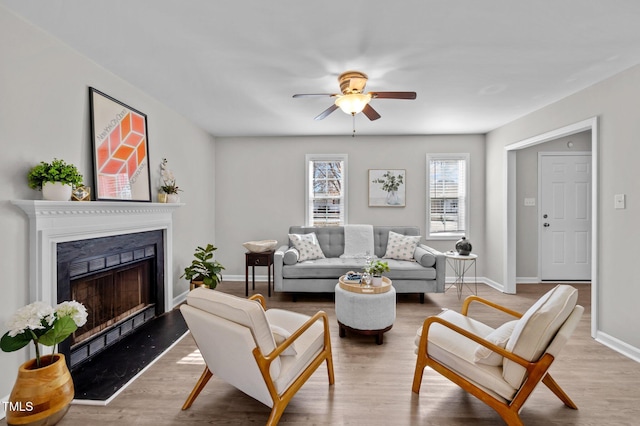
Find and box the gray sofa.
[274,226,445,302]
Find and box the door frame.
[504,117,598,338]
[537,151,592,281]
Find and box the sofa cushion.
[383,231,421,261]
[283,247,299,265]
[289,232,326,262]
[503,285,578,388]
[474,320,518,366]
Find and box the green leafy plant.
[365,260,390,276]
[1,301,88,369]
[372,171,404,192]
[181,244,225,289]
[27,158,83,190]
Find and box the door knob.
[543,223,550,227]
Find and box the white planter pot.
[166,193,180,203]
[372,276,383,287]
[42,182,72,201]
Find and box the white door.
[539,153,591,280]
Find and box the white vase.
[42,182,72,201]
[372,276,383,287]
[166,193,180,203]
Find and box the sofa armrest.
[417,244,445,292]
[274,244,289,292]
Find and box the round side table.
[444,252,478,300]
[334,282,396,345]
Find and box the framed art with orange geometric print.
[89,87,151,201]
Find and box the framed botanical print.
[369,169,406,207]
[89,87,151,201]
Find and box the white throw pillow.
[383,231,421,261]
[474,320,518,366]
[270,324,297,356]
[288,233,325,262]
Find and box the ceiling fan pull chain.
[352,113,356,137]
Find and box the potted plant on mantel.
[365,260,390,287]
[181,244,225,290]
[27,158,84,201]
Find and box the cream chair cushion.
[474,320,518,366]
[186,288,281,378]
[502,285,578,388]
[415,310,518,401]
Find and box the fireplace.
[56,231,164,368]
[12,200,181,366]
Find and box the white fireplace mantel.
[12,200,182,311]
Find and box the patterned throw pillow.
[382,231,421,261]
[288,233,325,262]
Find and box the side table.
[245,250,274,297]
[445,252,478,300]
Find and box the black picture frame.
[89,87,151,202]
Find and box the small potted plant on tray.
[27,158,83,201]
[365,260,390,287]
[181,244,225,290]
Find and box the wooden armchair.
[412,285,583,426]
[180,288,334,425]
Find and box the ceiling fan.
[293,71,417,121]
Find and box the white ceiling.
[4,0,640,137]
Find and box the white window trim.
[305,154,348,226]
[426,153,470,240]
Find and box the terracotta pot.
[42,182,72,201]
[6,354,74,426]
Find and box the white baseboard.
[595,330,640,363]
[172,290,189,307]
[516,277,540,284]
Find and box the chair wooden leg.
[266,402,286,426]
[411,357,426,394]
[182,367,213,410]
[542,374,578,409]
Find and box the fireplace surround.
[12,200,182,363]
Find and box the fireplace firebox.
[56,231,165,369]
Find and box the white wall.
[214,134,485,278]
[515,131,591,279]
[486,63,640,354]
[0,8,216,400]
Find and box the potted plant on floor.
[365,260,390,287]
[27,158,84,201]
[1,300,88,425]
[181,244,225,290]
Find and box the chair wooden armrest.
[248,293,267,309]
[461,295,523,319]
[262,310,331,360]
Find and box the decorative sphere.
[455,237,472,255]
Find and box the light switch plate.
[524,198,536,206]
[615,194,626,209]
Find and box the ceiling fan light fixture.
[334,93,371,115]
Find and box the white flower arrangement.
[1,300,88,368]
[160,158,181,194]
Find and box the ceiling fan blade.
[370,91,417,100]
[362,104,381,121]
[293,93,337,98]
[314,104,339,120]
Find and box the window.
[306,154,347,226]
[426,153,469,239]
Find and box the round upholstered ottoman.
[334,283,396,344]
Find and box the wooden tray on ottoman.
[338,275,392,294]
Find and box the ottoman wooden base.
[338,321,393,345]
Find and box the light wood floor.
[13,282,640,426]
